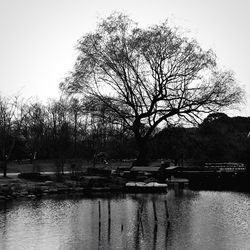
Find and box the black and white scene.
[0,0,249,249]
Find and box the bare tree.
[0,96,27,176]
[67,97,83,157]
[25,101,47,170]
[61,13,244,165]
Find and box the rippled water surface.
[0,190,249,250]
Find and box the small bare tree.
[61,13,244,165]
[0,96,27,176]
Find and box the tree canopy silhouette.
[61,13,244,165]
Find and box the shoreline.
[0,176,249,202]
[0,175,169,201]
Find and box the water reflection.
[0,190,249,250]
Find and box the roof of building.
[130,166,161,172]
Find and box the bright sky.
[0,0,250,116]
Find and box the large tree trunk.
[133,137,150,166]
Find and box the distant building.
[204,162,246,172]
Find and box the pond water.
[0,189,249,250]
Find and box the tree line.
[1,94,249,175]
